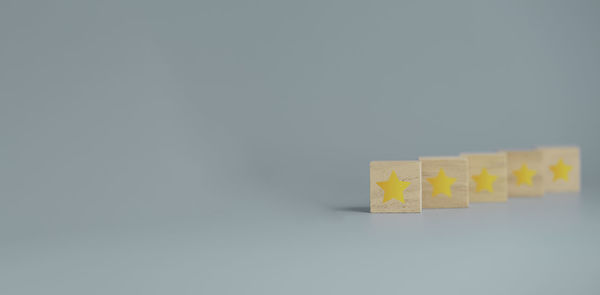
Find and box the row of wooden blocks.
[370,146,580,213]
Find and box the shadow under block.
[504,150,544,197]
[419,157,469,209]
[370,161,422,213]
[538,146,580,193]
[461,153,508,203]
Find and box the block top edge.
[419,156,465,160]
[537,145,580,150]
[459,152,506,156]
[370,160,419,167]
[499,149,542,153]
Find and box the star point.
[376,171,410,203]
[550,159,572,182]
[513,163,536,186]
[427,168,456,197]
[472,168,498,193]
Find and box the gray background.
[1,0,599,294]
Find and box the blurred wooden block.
[370,161,421,213]
[539,146,581,193]
[419,157,469,209]
[504,150,544,197]
[460,153,508,202]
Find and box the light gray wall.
[1,1,599,294]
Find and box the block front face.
[370,161,421,213]
[420,157,468,208]
[539,146,580,193]
[505,150,544,197]
[461,153,508,202]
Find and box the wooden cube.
[504,150,544,197]
[419,157,469,208]
[460,153,508,202]
[370,161,421,213]
[538,146,580,193]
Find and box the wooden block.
[538,146,580,193]
[370,161,421,213]
[504,150,544,197]
[419,157,469,209]
[460,153,508,202]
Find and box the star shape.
[512,163,536,186]
[427,168,456,197]
[376,171,410,203]
[472,168,497,193]
[550,159,572,182]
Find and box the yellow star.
[472,168,497,193]
[376,171,410,203]
[512,163,536,186]
[550,159,572,182]
[427,168,456,197]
